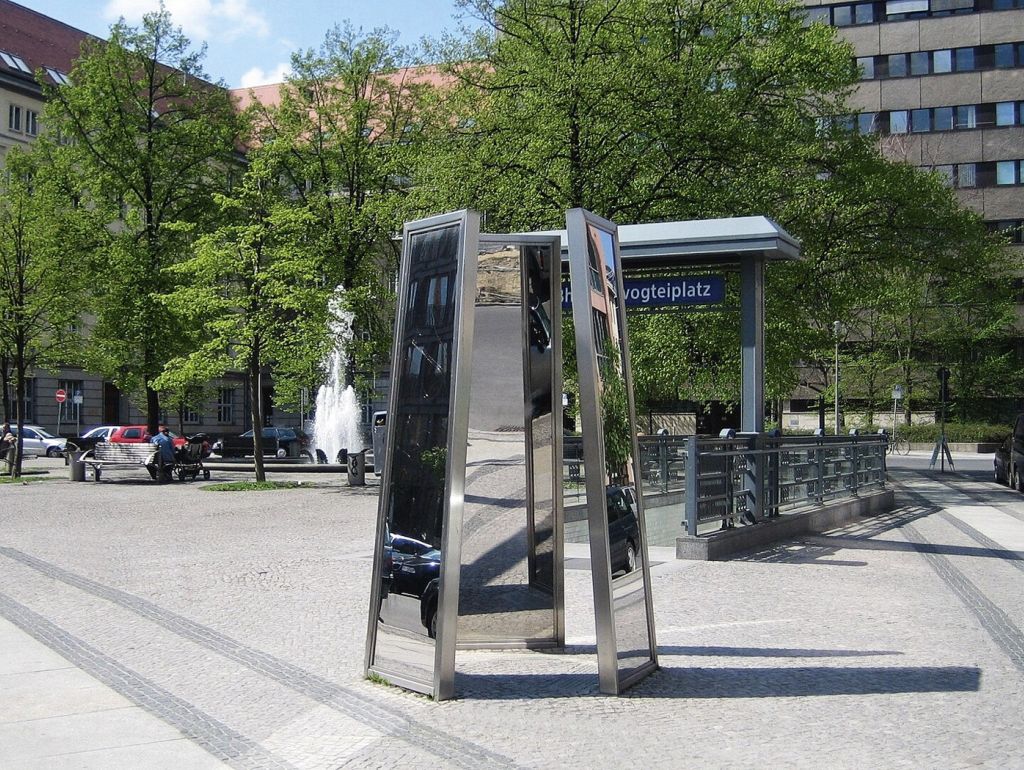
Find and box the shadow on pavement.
[457,665,980,699]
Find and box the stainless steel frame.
[364,210,480,701]
[565,208,659,695]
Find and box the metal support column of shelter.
[740,257,765,522]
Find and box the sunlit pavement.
[0,452,1022,768]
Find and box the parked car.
[420,577,440,638]
[1010,414,1024,490]
[81,425,119,441]
[388,533,441,599]
[109,425,187,448]
[215,426,312,459]
[607,484,640,576]
[9,425,68,457]
[72,425,121,452]
[994,435,1011,485]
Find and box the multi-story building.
[785,0,1024,427]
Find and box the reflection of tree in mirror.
[421,446,447,480]
[599,342,632,484]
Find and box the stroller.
[173,433,211,481]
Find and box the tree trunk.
[248,346,265,482]
[12,358,26,478]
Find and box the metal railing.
[562,432,886,537]
[684,432,887,535]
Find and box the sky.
[21,0,477,89]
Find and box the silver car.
[10,425,68,457]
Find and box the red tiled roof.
[0,0,95,89]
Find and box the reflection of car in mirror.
[388,533,441,598]
[607,485,640,576]
[420,577,440,638]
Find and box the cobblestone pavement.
[1,458,1022,768]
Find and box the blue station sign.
[561,275,725,309]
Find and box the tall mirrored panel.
[458,236,563,648]
[365,211,479,700]
[565,208,658,694]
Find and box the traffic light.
[937,367,950,403]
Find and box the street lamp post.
[833,321,841,434]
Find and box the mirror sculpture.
[364,211,479,700]
[365,213,565,699]
[565,208,659,694]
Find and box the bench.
[80,442,168,482]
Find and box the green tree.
[154,154,331,481]
[43,8,239,434]
[0,148,93,475]
[248,24,433,393]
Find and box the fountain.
[313,293,365,464]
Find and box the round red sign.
[55,389,66,403]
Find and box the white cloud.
[239,62,291,88]
[103,0,269,43]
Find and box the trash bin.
[68,451,86,482]
[347,449,366,486]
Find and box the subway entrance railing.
[564,432,887,538]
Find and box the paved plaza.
[1,453,1022,768]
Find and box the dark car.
[995,435,1011,485]
[420,578,440,638]
[607,485,640,576]
[388,534,441,598]
[215,426,312,459]
[1010,414,1024,490]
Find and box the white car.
[10,425,67,457]
[80,425,119,442]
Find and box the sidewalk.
[0,616,225,768]
[0,457,1022,767]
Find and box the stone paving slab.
[0,456,1021,767]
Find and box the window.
[58,379,83,425]
[217,388,235,423]
[887,0,928,17]
[44,67,70,85]
[957,163,977,187]
[934,106,954,130]
[911,109,931,132]
[956,105,977,129]
[889,110,909,134]
[7,378,35,422]
[804,7,830,24]
[857,57,875,79]
[955,47,975,71]
[933,49,953,73]
[855,2,876,22]
[996,101,1016,126]
[0,51,31,74]
[833,5,854,24]
[910,51,930,75]
[934,165,955,186]
[8,104,22,132]
[25,110,37,136]
[888,53,908,77]
[997,160,1017,185]
[858,112,879,133]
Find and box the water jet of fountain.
[313,292,364,463]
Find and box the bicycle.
[887,432,910,455]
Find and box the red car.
[108,425,187,448]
